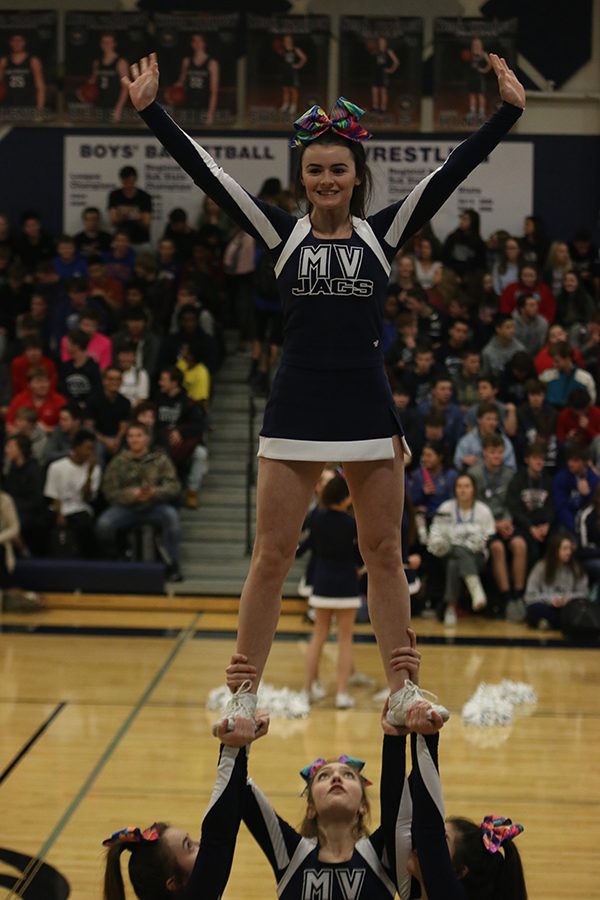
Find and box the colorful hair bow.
[480,815,524,853]
[289,97,372,148]
[299,755,372,790]
[102,823,160,848]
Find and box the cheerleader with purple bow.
[123,52,525,734]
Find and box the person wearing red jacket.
[534,323,584,374]
[6,367,67,431]
[556,386,600,448]
[10,335,57,395]
[499,262,556,323]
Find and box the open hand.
[122,52,160,112]
[489,53,525,109]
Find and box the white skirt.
[258,434,411,462]
[309,594,362,609]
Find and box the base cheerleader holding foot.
[406,718,527,899]
[101,714,269,900]
[221,639,445,900]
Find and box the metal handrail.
[245,392,256,556]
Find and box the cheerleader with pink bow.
[124,52,525,733]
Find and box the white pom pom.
[461,679,537,727]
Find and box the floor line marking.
[6,612,202,898]
[0,703,66,787]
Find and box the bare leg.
[335,608,357,694]
[236,457,324,691]
[371,85,378,109]
[344,437,409,693]
[303,608,332,692]
[380,86,388,112]
[510,535,527,591]
[490,539,510,592]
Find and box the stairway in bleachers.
[171,345,304,597]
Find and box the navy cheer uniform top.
[140,100,521,462]
[242,735,414,899]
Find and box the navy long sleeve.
[409,733,466,900]
[183,745,247,900]
[139,101,522,372]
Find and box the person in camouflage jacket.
[96,421,183,580]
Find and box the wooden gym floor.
[1,594,599,899]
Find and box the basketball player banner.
[339,17,422,131]
[154,13,239,128]
[367,138,533,240]
[64,12,150,125]
[246,15,330,129]
[63,134,290,245]
[433,18,518,132]
[0,11,58,122]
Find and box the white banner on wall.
[63,134,290,244]
[366,139,534,240]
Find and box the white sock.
[465,574,486,610]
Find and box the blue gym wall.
[1,126,598,242]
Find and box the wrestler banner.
[154,13,239,128]
[366,137,533,239]
[339,17,422,131]
[63,134,290,244]
[0,11,58,122]
[246,15,330,129]
[64,12,150,125]
[433,18,518,131]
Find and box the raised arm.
[409,732,467,900]
[222,654,305,878]
[184,715,269,900]
[122,53,294,249]
[371,54,525,255]
[372,636,440,900]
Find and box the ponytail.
[449,817,528,900]
[104,842,129,900]
[103,822,184,900]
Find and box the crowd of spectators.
[1,171,600,626]
[0,164,247,586]
[390,213,600,628]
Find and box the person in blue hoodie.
[552,444,599,535]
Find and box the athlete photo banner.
[63,134,290,244]
[64,12,150,125]
[366,138,533,240]
[154,13,239,128]
[246,15,330,129]
[339,17,423,131]
[0,11,58,122]
[433,18,518,132]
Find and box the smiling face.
[300,143,360,218]
[562,271,578,293]
[308,762,366,823]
